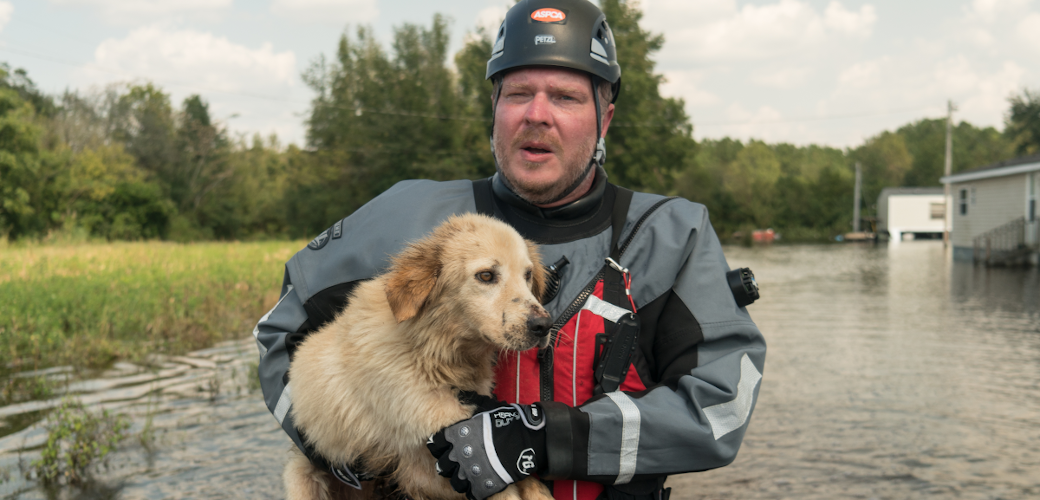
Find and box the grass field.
[0,240,305,371]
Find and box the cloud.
[968,0,1032,20]
[659,70,721,107]
[823,1,877,38]
[0,1,11,33]
[752,67,811,89]
[1016,13,1040,49]
[270,0,378,24]
[474,4,508,35]
[77,27,303,143]
[86,26,296,93]
[48,0,231,22]
[644,0,877,63]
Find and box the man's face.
[493,67,607,205]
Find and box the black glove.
[427,404,547,500]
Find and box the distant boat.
[752,229,776,243]
[839,231,876,242]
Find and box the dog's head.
[384,213,552,351]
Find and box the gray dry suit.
[255,171,766,493]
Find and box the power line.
[696,105,937,126]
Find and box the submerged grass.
[0,240,304,370]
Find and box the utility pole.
[853,162,862,233]
[943,100,957,248]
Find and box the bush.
[29,397,129,486]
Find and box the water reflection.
[670,241,1040,499]
[1,242,1037,499]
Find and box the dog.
[284,213,556,500]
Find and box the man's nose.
[523,92,552,126]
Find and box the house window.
[930,203,945,219]
[959,189,968,215]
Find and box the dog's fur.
[284,214,556,500]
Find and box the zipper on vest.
[536,196,677,403]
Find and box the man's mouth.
[519,141,555,160]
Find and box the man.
[255,1,766,500]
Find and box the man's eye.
[477,271,495,282]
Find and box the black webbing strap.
[609,186,634,261]
[604,186,633,310]
[594,186,639,395]
[472,178,496,217]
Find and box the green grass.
[0,240,304,370]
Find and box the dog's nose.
[527,315,552,338]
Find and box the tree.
[0,63,56,118]
[851,131,913,215]
[299,15,491,234]
[600,0,695,194]
[1005,88,1040,156]
[724,141,781,228]
[0,86,48,238]
[896,118,1013,187]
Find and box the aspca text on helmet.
[534,35,556,45]
[530,8,566,23]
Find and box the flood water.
[2,241,1038,499]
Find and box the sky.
[0,0,1037,149]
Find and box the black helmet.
[486,0,621,103]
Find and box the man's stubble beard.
[494,128,596,206]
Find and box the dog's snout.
[527,314,552,338]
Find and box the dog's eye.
[525,269,532,281]
[477,271,495,283]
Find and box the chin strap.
[591,76,607,169]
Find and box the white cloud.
[823,2,877,38]
[823,54,1025,134]
[753,67,811,88]
[644,0,876,62]
[270,0,378,24]
[968,0,1032,20]
[474,4,508,36]
[48,0,231,22]
[837,58,887,87]
[659,70,721,107]
[87,26,296,93]
[0,1,12,32]
[76,26,304,143]
[1016,12,1040,49]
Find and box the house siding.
[951,173,1027,248]
[884,195,946,235]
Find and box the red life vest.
[494,279,647,500]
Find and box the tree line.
[2,0,1039,243]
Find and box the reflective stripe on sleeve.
[605,391,641,484]
[703,353,762,440]
[274,381,293,425]
[253,284,294,359]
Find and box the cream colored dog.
[284,214,556,500]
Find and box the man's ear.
[385,242,441,323]
[525,239,547,303]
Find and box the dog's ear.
[385,242,441,323]
[525,239,547,303]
